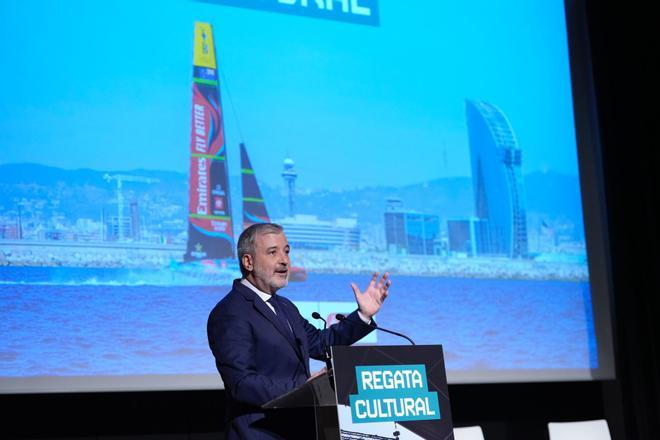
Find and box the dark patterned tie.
[267,295,293,337]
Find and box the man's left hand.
[351,272,391,320]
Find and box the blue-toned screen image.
[0,0,604,392]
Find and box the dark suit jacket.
[207,279,374,439]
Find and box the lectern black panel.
[332,345,453,440]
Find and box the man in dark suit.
[207,223,391,439]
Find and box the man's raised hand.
[351,272,391,320]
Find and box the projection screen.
[0,0,615,392]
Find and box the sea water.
[0,267,597,376]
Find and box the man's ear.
[242,254,253,272]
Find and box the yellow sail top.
[193,22,216,69]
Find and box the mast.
[184,22,234,262]
[240,142,270,230]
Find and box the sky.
[0,0,579,190]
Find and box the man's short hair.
[237,223,285,277]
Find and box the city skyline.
[0,162,586,251]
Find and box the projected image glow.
[0,0,601,392]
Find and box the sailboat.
[241,143,307,282]
[240,142,270,228]
[173,21,241,284]
[175,22,305,283]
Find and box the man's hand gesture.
[351,272,391,320]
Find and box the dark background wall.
[1,1,657,439]
[585,0,659,438]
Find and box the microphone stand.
[311,312,335,389]
[336,313,416,345]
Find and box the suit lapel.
[253,298,304,361]
[236,281,303,361]
[279,300,309,375]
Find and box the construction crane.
[103,174,159,241]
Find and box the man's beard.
[253,266,288,293]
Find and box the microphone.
[335,313,416,345]
[311,312,333,374]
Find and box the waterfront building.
[130,200,141,241]
[0,223,20,240]
[277,214,360,250]
[447,219,474,256]
[465,100,529,258]
[384,198,441,256]
[106,216,132,241]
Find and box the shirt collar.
[241,278,273,303]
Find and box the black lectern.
[263,345,454,440]
[263,370,339,439]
